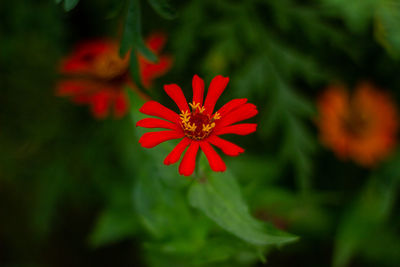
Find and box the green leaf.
[249,187,334,237]
[105,0,127,19]
[147,0,177,19]
[321,0,376,33]
[128,48,144,89]
[59,0,80,11]
[259,78,316,194]
[374,0,400,57]
[359,227,400,265]
[89,209,139,248]
[333,169,399,267]
[227,155,280,186]
[120,0,157,62]
[188,165,298,246]
[120,0,158,87]
[32,162,68,237]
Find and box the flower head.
[137,75,258,176]
[57,33,172,119]
[317,83,398,166]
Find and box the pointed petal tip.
[212,75,230,86]
[138,138,145,147]
[139,100,180,123]
[178,142,199,177]
[138,101,152,113]
[164,83,189,111]
[237,146,245,153]
[139,131,183,148]
[212,161,227,172]
[229,148,245,156]
[215,123,258,136]
[216,167,227,172]
[163,84,176,96]
[138,135,154,148]
[199,141,227,172]
[178,166,195,176]
[136,119,144,127]
[248,103,257,109]
[214,74,229,80]
[163,83,174,90]
[208,136,245,156]
[204,75,230,114]
[192,74,205,105]
[138,140,152,149]
[164,138,191,166]
[163,158,173,165]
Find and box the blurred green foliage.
[1,0,400,266]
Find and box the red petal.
[60,57,92,74]
[217,103,258,128]
[136,118,180,130]
[61,40,114,73]
[164,84,189,112]
[192,75,205,105]
[215,98,247,117]
[140,56,173,88]
[139,130,184,148]
[145,33,166,53]
[203,75,230,115]
[139,101,180,123]
[72,94,91,104]
[56,80,96,96]
[164,138,191,165]
[215,123,257,135]
[114,91,129,118]
[90,90,112,119]
[208,136,244,156]
[200,141,226,172]
[179,141,200,176]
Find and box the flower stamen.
[179,104,217,140]
[213,112,221,121]
[202,122,216,133]
[189,102,205,113]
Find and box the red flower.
[137,75,258,176]
[57,33,172,119]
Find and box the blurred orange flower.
[56,33,172,119]
[317,83,398,167]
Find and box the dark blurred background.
[1,0,400,266]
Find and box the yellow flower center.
[180,102,220,140]
[342,104,372,138]
[93,52,129,80]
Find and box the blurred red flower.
[317,83,398,166]
[57,33,172,119]
[137,74,258,176]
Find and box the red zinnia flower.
[317,82,398,166]
[137,75,258,176]
[57,33,172,119]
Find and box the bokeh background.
[1,0,400,266]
